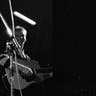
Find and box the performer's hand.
[0,54,9,66]
[25,54,31,61]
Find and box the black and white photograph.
[0,0,96,96]
[0,0,54,96]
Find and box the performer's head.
[15,26,27,48]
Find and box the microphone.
[14,11,36,25]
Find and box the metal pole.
[8,0,16,96]
[9,55,14,96]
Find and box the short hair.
[15,26,27,37]
[15,26,27,41]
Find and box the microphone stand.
[8,0,24,95]
[10,55,14,96]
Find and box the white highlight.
[0,13,12,37]
[14,11,36,25]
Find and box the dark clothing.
[0,65,10,96]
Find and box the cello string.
[8,0,23,96]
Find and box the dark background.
[55,0,96,96]
[0,0,96,96]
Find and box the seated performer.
[0,25,53,94]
